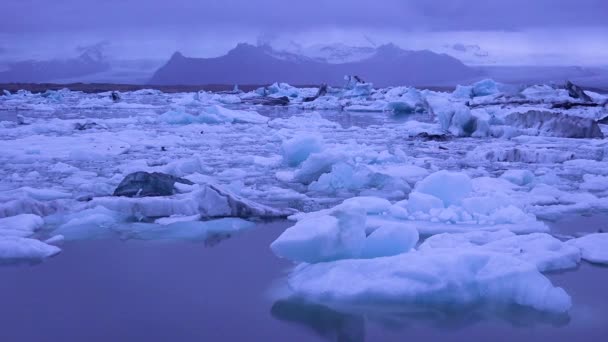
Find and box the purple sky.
[1,0,607,65]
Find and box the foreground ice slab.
[272,200,418,263]
[287,250,571,314]
[419,230,581,272]
[567,233,608,264]
[0,236,61,263]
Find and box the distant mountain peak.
[169,51,185,60]
[150,42,480,87]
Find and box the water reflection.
[271,297,570,341]
[271,299,365,342]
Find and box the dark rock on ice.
[100,171,295,219]
[414,132,452,141]
[111,91,121,102]
[113,171,194,197]
[74,121,102,131]
[565,81,593,102]
[504,110,604,139]
[303,84,328,102]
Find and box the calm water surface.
[1,218,608,342]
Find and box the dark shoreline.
[0,82,456,94]
[2,82,605,95]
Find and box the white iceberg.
[159,105,268,125]
[414,170,472,206]
[0,236,61,263]
[420,230,581,272]
[567,233,608,264]
[0,214,44,237]
[287,249,571,313]
[282,134,324,167]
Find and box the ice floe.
[285,250,571,313]
[567,233,608,264]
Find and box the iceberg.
[93,182,294,219]
[281,134,324,167]
[113,218,255,241]
[500,169,535,186]
[420,230,581,272]
[159,105,268,125]
[414,170,472,206]
[0,214,44,237]
[286,250,571,314]
[360,222,418,258]
[271,206,367,263]
[0,236,61,263]
[567,233,608,264]
[273,197,417,263]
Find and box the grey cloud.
[1,0,606,33]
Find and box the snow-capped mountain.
[150,43,480,86]
[283,43,378,64]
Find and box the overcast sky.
[1,0,607,65]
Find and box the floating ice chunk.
[342,83,373,98]
[376,165,429,184]
[204,105,268,124]
[461,195,511,216]
[92,183,294,219]
[427,94,479,137]
[504,110,604,139]
[470,145,575,164]
[567,233,608,264]
[0,236,61,263]
[449,104,476,136]
[293,151,347,184]
[308,163,369,193]
[3,187,72,201]
[115,218,255,241]
[263,82,301,98]
[44,235,65,245]
[471,79,501,97]
[373,218,549,235]
[501,170,535,186]
[159,105,267,125]
[361,223,418,258]
[287,250,571,313]
[385,88,428,114]
[406,192,444,213]
[282,134,324,167]
[452,85,473,98]
[341,197,392,215]
[579,174,608,193]
[415,171,472,206]
[271,206,367,263]
[309,163,411,197]
[155,214,202,225]
[0,214,44,237]
[53,206,126,240]
[420,230,581,272]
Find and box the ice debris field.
[1,79,608,314]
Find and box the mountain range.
[149,43,479,87]
[1,42,607,89]
[0,46,110,83]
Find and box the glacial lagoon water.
[2,87,608,341]
[1,218,607,342]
